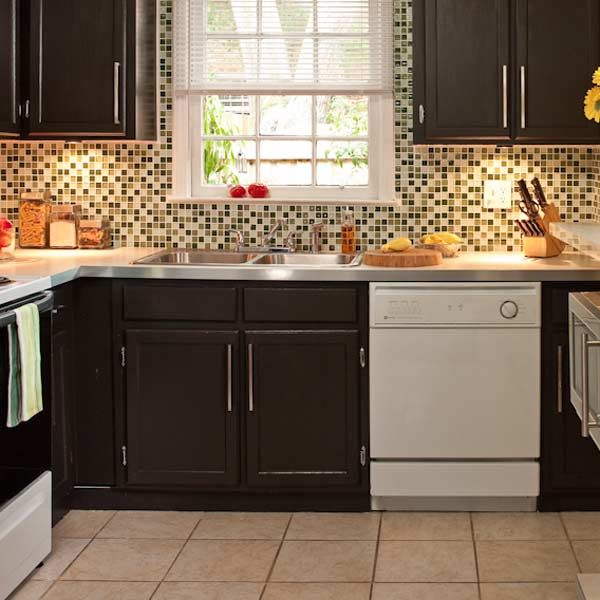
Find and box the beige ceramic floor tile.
[42,581,158,600]
[480,583,577,600]
[191,512,289,540]
[562,513,600,540]
[286,513,380,541]
[97,510,202,539]
[573,541,600,572]
[8,580,53,599]
[52,511,116,539]
[371,583,479,600]
[165,539,279,582]
[60,538,183,582]
[31,539,90,581]
[472,513,566,541]
[271,541,376,583]
[375,541,477,583]
[477,541,579,582]
[380,513,472,541]
[153,582,264,600]
[262,583,371,600]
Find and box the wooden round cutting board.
[364,248,443,268]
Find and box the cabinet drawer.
[244,287,358,323]
[123,284,237,322]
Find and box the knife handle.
[517,179,534,205]
[531,177,548,208]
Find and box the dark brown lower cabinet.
[125,329,239,487]
[540,283,600,510]
[245,330,361,488]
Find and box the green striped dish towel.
[6,303,42,427]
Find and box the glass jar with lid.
[49,205,81,249]
[78,218,111,249]
[19,191,52,248]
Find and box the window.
[173,0,394,202]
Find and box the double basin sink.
[134,249,362,268]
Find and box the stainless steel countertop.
[1,248,600,307]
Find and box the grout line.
[368,511,383,600]
[92,510,119,539]
[469,513,483,600]
[559,512,583,573]
[148,513,204,599]
[259,514,293,600]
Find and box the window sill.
[166,196,399,207]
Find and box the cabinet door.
[125,330,239,487]
[516,0,600,142]
[51,327,74,518]
[28,0,127,137]
[246,331,361,488]
[540,330,600,508]
[417,0,510,142]
[0,0,19,137]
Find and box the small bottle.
[341,211,356,254]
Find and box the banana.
[381,237,412,253]
[421,232,462,245]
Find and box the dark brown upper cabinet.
[0,0,19,137]
[1,0,156,140]
[414,0,600,144]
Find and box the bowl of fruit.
[0,218,15,260]
[418,232,463,258]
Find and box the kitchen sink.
[250,253,362,267]
[134,249,257,265]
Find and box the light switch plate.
[483,180,513,210]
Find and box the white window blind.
[174,0,394,95]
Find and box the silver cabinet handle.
[502,65,508,129]
[520,66,526,129]
[113,62,121,125]
[227,344,233,413]
[248,343,254,412]
[557,344,563,414]
[581,333,600,437]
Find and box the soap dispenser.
[341,211,356,254]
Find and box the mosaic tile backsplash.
[0,0,597,252]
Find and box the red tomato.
[0,231,13,248]
[0,218,13,230]
[228,185,247,198]
[248,183,269,198]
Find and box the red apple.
[229,185,247,198]
[248,183,269,199]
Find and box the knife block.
[522,202,566,258]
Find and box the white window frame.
[173,92,394,203]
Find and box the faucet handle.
[284,231,297,253]
[311,220,325,231]
[228,229,245,251]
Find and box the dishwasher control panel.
[370,283,541,327]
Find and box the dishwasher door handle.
[581,333,600,437]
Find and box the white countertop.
[1,246,600,306]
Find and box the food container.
[19,192,52,248]
[78,218,111,249]
[49,205,81,249]
[418,242,462,258]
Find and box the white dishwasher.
[370,283,541,511]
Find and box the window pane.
[206,39,257,84]
[260,140,312,185]
[203,140,256,185]
[259,39,314,84]
[207,0,257,33]
[203,96,256,136]
[316,141,368,186]
[316,96,368,136]
[262,0,314,34]
[260,96,312,136]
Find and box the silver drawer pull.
[248,343,254,413]
[502,65,508,129]
[114,62,121,125]
[557,345,563,414]
[227,344,232,413]
[520,66,526,129]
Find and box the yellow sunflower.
[585,86,600,123]
[593,67,600,86]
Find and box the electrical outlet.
[483,180,513,210]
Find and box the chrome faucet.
[310,221,325,254]
[262,218,287,248]
[229,229,245,252]
[284,231,297,253]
